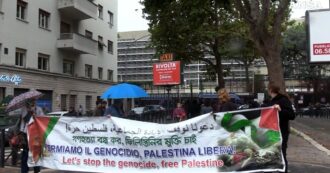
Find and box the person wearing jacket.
[217,88,237,112]
[268,83,295,173]
[173,102,186,122]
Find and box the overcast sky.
[118,0,330,32]
[118,0,148,32]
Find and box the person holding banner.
[268,83,295,173]
[20,99,44,173]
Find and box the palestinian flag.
[215,107,283,171]
[217,107,281,148]
[27,116,59,163]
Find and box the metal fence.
[297,106,330,119]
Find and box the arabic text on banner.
[27,107,285,173]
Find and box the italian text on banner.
[27,107,284,173]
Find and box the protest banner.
[27,107,285,173]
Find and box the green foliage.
[142,0,242,88]
[281,22,329,80]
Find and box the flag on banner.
[28,116,59,162]
[215,107,282,172]
[27,107,284,173]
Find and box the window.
[98,67,103,80]
[108,40,113,54]
[107,70,113,81]
[15,48,26,67]
[69,95,77,109]
[98,35,105,49]
[85,95,92,111]
[39,9,50,29]
[60,21,71,33]
[85,30,93,39]
[61,95,67,111]
[63,60,74,75]
[98,5,103,19]
[38,53,49,71]
[16,0,27,20]
[85,64,92,79]
[108,11,114,27]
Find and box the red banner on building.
[153,61,181,85]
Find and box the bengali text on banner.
[27,107,285,173]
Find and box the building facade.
[118,31,253,97]
[0,0,117,113]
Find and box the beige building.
[0,0,118,113]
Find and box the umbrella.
[5,90,43,112]
[101,83,148,99]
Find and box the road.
[291,116,330,149]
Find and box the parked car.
[144,105,166,112]
[46,111,68,117]
[129,107,145,115]
[128,105,166,121]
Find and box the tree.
[231,0,293,93]
[228,32,260,93]
[142,0,240,88]
[282,22,330,101]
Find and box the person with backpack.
[268,83,295,173]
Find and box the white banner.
[27,108,284,173]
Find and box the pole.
[190,81,193,101]
[0,128,5,167]
[166,86,172,119]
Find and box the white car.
[46,111,68,117]
[130,107,145,115]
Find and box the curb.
[291,127,330,156]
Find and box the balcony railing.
[58,0,97,20]
[57,33,97,55]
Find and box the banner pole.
[216,106,275,114]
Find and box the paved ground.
[291,116,330,149]
[1,117,330,173]
[287,133,330,173]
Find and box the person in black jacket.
[268,83,294,173]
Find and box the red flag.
[259,108,279,131]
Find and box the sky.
[118,0,330,32]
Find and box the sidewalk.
[1,130,329,173]
[287,132,330,173]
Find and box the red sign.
[153,61,181,85]
[313,43,330,55]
